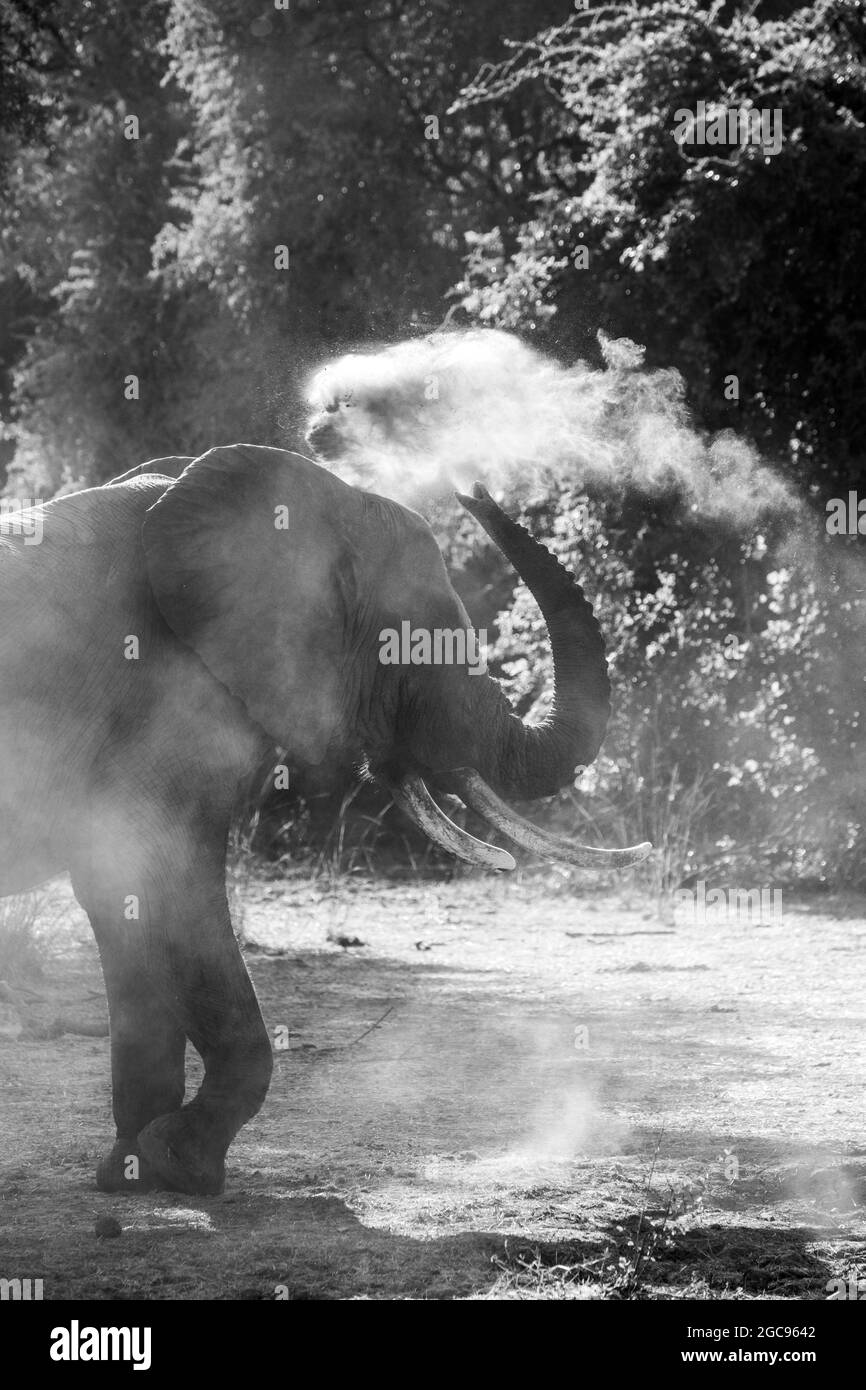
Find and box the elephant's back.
[0,477,164,599]
[0,480,165,729]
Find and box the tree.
[450,0,866,496]
[1,0,569,489]
[0,0,187,492]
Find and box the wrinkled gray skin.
[0,445,628,1195]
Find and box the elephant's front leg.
[71,867,187,1191]
[136,878,274,1196]
[96,936,187,1190]
[72,817,273,1196]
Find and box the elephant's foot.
[95,1140,161,1193]
[137,1111,227,1196]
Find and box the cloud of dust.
[304,328,798,525]
[504,1018,630,1168]
[298,996,628,1183]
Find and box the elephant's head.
[141,445,650,871]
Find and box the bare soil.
[1,874,865,1300]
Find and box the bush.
[488,483,866,892]
[0,892,43,980]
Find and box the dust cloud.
[304,328,798,525]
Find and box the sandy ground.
[1,872,865,1300]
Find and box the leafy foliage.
[492,484,866,889]
[451,0,866,494]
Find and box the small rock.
[95,1215,122,1239]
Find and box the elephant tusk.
[450,767,652,869]
[390,775,516,872]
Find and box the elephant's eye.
[324,402,339,414]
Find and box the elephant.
[0,444,649,1195]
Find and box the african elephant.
[0,445,649,1194]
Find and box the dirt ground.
[1,871,865,1300]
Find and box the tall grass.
[545,747,717,908]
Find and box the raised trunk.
[457,484,611,801]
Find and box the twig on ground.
[309,1005,397,1055]
[565,929,676,938]
[31,1016,109,1039]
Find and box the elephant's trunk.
[391,483,650,872]
[457,483,611,801]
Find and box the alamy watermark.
[674,102,783,160]
[826,1275,866,1300]
[674,881,783,926]
[825,491,865,535]
[0,1276,43,1300]
[0,498,43,545]
[379,622,488,676]
[49,1321,151,1371]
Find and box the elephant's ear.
[141,444,367,764]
